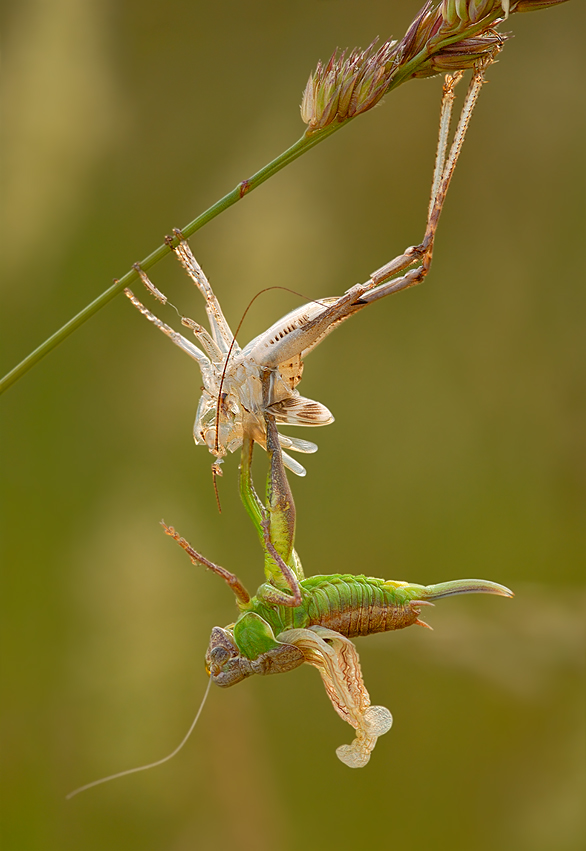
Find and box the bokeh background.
[1,1,584,849]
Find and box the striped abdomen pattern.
[300,574,422,637]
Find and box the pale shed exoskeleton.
[125,59,494,477]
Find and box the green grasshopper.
[164,378,512,767]
[67,377,513,796]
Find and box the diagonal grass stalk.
[0,0,566,394]
[0,127,337,394]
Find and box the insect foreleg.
[125,289,212,372]
[161,522,251,606]
[126,262,225,364]
[178,316,226,363]
[167,231,235,355]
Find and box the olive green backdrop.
[1,1,584,849]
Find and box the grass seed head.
[301,0,568,131]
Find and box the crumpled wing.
[277,625,393,768]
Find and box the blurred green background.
[1,1,584,849]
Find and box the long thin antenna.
[66,677,212,800]
[211,284,335,511]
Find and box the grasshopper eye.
[208,645,230,670]
[205,628,236,670]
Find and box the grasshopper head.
[205,625,305,687]
[205,627,253,688]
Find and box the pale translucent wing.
[268,396,334,427]
[281,451,307,477]
[278,434,318,454]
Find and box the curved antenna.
[66,677,212,800]
[211,286,287,512]
[211,284,335,509]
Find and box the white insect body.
[126,248,341,476]
[126,63,491,476]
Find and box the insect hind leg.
[364,52,500,303]
[420,54,499,273]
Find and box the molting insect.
[66,58,515,797]
[66,405,513,795]
[163,403,513,767]
[125,62,491,478]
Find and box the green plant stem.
[0,6,504,396]
[0,125,339,394]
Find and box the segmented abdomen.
[300,574,422,637]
